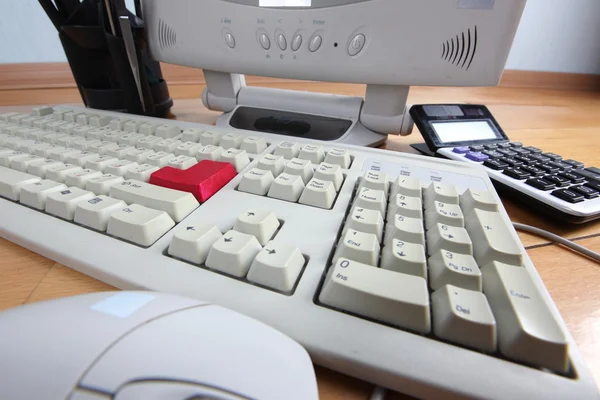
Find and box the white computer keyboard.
[0,106,596,399]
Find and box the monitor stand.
[200,70,414,147]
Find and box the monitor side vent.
[158,19,177,50]
[441,26,478,71]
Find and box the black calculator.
[410,104,600,223]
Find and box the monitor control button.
[291,34,302,51]
[348,34,366,56]
[309,35,322,52]
[259,33,271,50]
[224,32,236,48]
[277,34,287,51]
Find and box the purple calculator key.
[453,146,471,154]
[466,152,489,162]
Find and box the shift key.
[483,262,569,373]
[109,179,199,222]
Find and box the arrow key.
[206,230,262,277]
[233,209,280,246]
[426,224,473,256]
[168,223,223,265]
[381,239,427,279]
[248,241,306,293]
[343,206,384,243]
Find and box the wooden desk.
[1,84,599,399]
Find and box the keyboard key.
[136,135,163,149]
[196,145,223,162]
[0,166,41,200]
[65,169,103,189]
[73,138,102,151]
[354,187,387,216]
[267,173,305,202]
[320,258,431,333]
[465,152,488,162]
[390,176,422,198]
[117,133,145,146]
[380,239,427,279]
[19,179,67,210]
[105,160,139,176]
[219,148,250,172]
[284,158,313,183]
[238,168,275,196]
[544,175,570,187]
[28,159,64,178]
[483,159,508,171]
[149,160,236,203]
[45,164,82,183]
[123,120,143,133]
[74,196,127,231]
[359,171,389,193]
[273,141,301,159]
[124,164,160,182]
[86,174,124,196]
[125,148,155,163]
[387,194,423,220]
[384,214,425,246]
[558,171,585,183]
[344,206,384,243]
[154,124,180,138]
[562,159,584,169]
[502,168,530,180]
[198,131,221,146]
[146,151,175,167]
[220,133,243,149]
[551,188,585,203]
[205,230,262,277]
[426,224,472,256]
[168,223,223,264]
[107,204,175,247]
[334,229,380,266]
[299,178,336,209]
[314,163,344,191]
[240,136,268,154]
[31,106,54,117]
[424,182,459,208]
[233,209,280,246]
[431,285,496,353]
[174,141,203,157]
[520,165,545,177]
[45,187,95,220]
[459,189,499,212]
[155,138,182,153]
[324,148,351,169]
[248,242,306,292]
[88,115,112,127]
[12,155,45,172]
[86,156,119,172]
[257,154,286,176]
[425,201,464,229]
[428,250,482,291]
[167,155,197,170]
[0,151,30,168]
[525,178,555,191]
[86,127,113,139]
[106,144,135,159]
[181,128,204,142]
[571,185,599,199]
[110,179,199,222]
[66,151,101,167]
[465,209,523,267]
[482,262,568,373]
[298,144,325,164]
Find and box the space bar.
[109,179,199,223]
[0,166,41,201]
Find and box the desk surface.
[0,83,599,399]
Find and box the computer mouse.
[0,291,318,400]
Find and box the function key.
[483,159,508,171]
[496,142,512,149]
[523,146,542,154]
[465,152,488,162]
[562,159,585,169]
[509,142,523,148]
[503,168,530,180]
[545,175,570,187]
[542,152,562,161]
[483,144,499,150]
[525,178,556,191]
[558,171,585,183]
[551,188,584,203]
[497,149,518,157]
[469,145,485,152]
[521,165,545,177]
[571,185,599,199]
[529,154,552,163]
[453,146,471,154]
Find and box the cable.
[513,223,600,262]
[369,385,387,400]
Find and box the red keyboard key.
[149,160,237,202]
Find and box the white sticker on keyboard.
[362,159,487,192]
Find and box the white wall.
[1,0,599,74]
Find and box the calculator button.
[525,178,555,191]
[520,165,545,177]
[483,144,498,150]
[558,172,585,183]
[542,152,562,161]
[483,159,508,171]
[538,164,560,174]
[469,145,485,152]
[509,142,523,148]
[497,149,518,157]
[562,159,585,169]
[529,154,551,163]
[499,157,523,167]
[573,167,600,183]
[547,161,572,171]
[571,185,599,199]
[496,142,511,149]
[510,147,530,155]
[465,152,488,162]
[523,146,542,154]
[482,150,503,159]
[502,168,530,180]
[586,181,600,192]
[514,156,537,165]
[550,188,585,203]
[544,175,570,187]
[453,146,470,154]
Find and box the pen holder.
[58,22,173,117]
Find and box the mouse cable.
[370,385,387,400]
[513,223,600,262]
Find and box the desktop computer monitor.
[141,0,528,145]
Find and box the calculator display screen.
[431,121,500,144]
